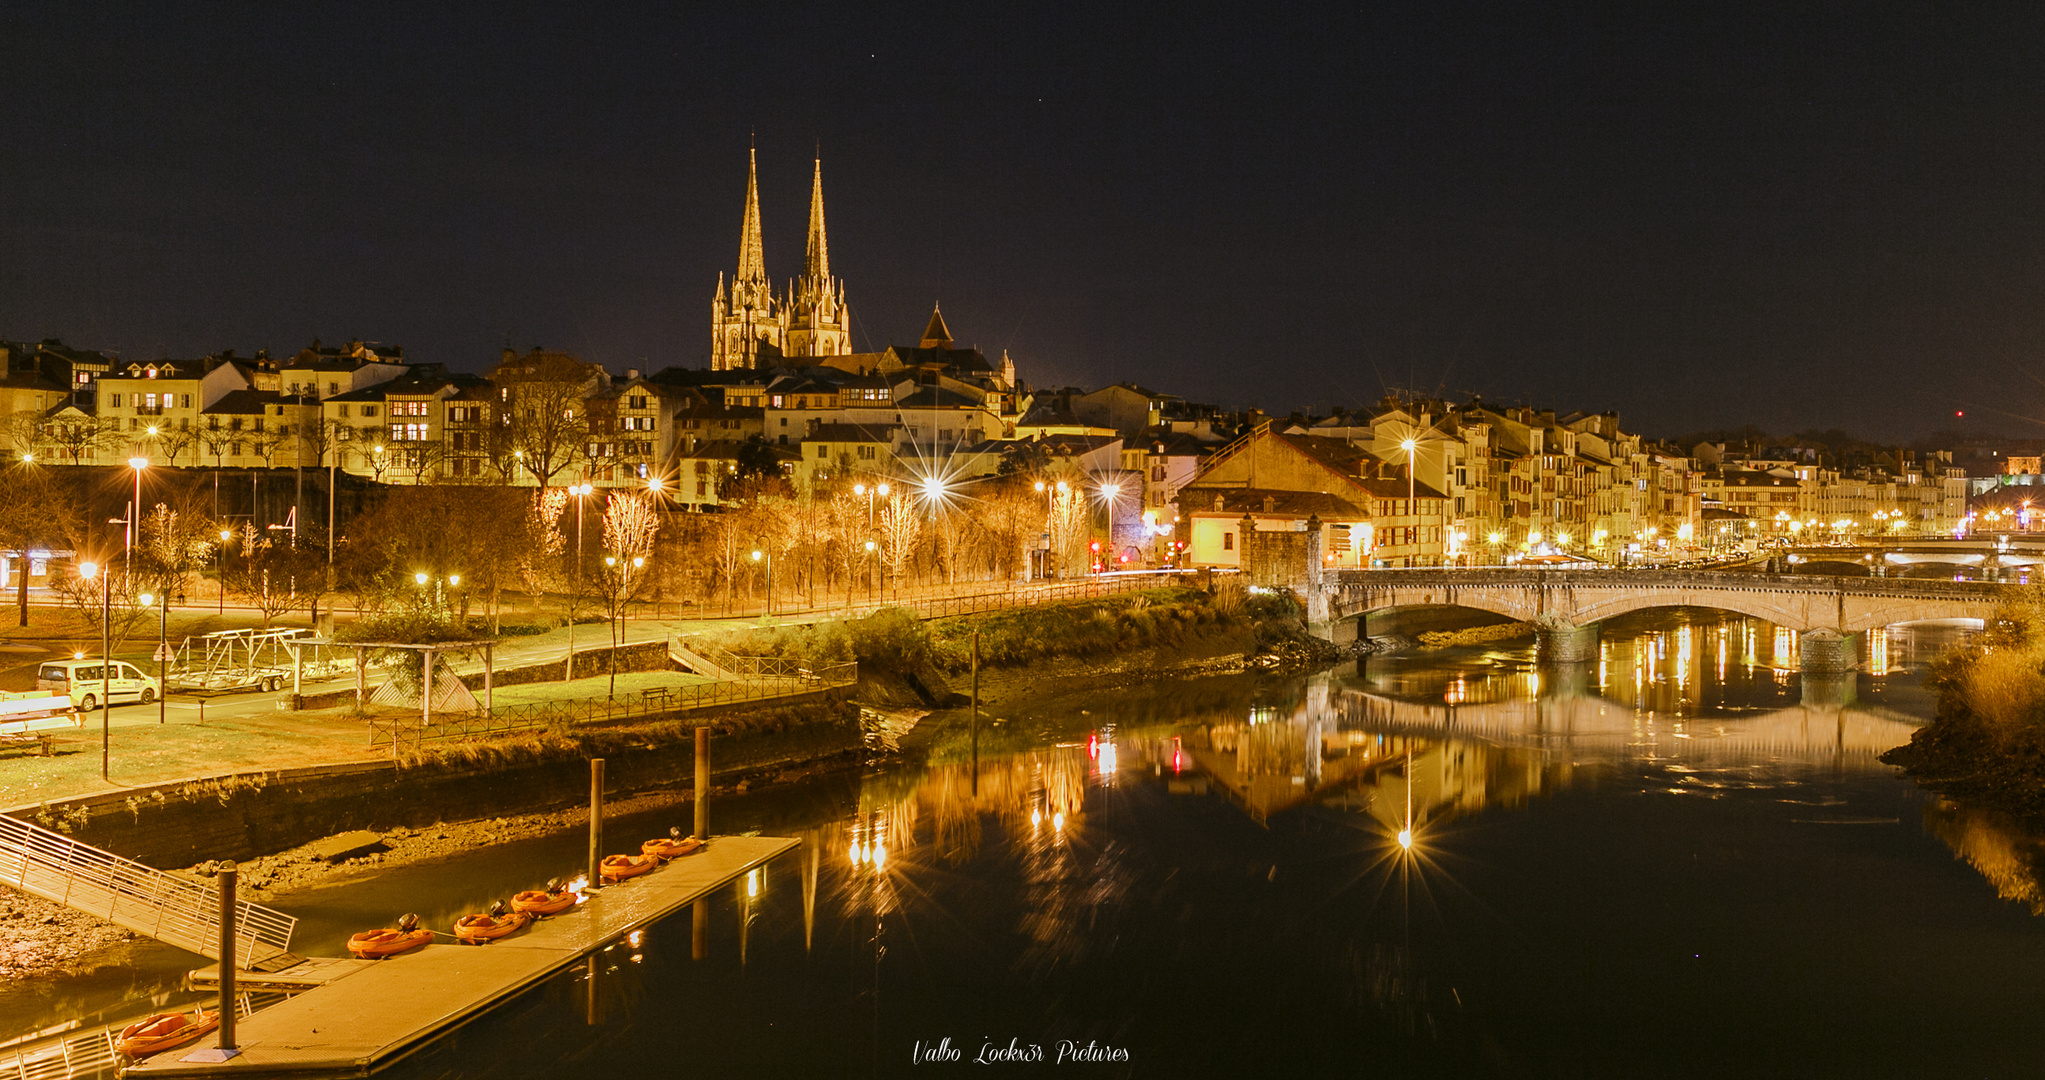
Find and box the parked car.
[36,660,154,711]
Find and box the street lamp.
[1400,438,1418,567]
[126,456,148,593]
[750,547,773,618]
[217,529,233,614]
[1100,482,1122,572]
[864,538,878,602]
[139,590,167,725]
[566,483,594,681]
[79,561,109,780]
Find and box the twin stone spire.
[713,148,851,369]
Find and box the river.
[12,608,2045,1078]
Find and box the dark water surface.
[15,609,2045,1078]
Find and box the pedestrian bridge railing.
[0,814,296,970]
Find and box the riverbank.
[1880,610,2045,821]
[0,585,1325,984]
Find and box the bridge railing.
[1323,567,2008,601]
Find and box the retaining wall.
[4,709,859,868]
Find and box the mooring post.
[587,758,605,891]
[970,629,980,796]
[216,861,238,1053]
[694,726,710,840]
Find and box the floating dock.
[127,834,797,1077]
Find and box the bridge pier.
[1798,629,1859,675]
[1535,620,1599,664]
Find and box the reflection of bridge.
[1174,673,1927,828]
[1324,685,1925,767]
[1775,537,2045,574]
[1308,569,1997,670]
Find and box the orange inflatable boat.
[347,913,432,959]
[511,879,579,916]
[600,853,659,881]
[642,827,705,861]
[118,1009,219,1058]
[453,901,533,945]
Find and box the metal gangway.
[166,628,352,694]
[0,993,279,1080]
[0,815,296,971]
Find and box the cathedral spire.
[805,155,830,284]
[920,303,954,349]
[737,145,767,284]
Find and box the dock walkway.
[127,834,797,1078]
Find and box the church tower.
[784,156,853,358]
[710,147,785,370]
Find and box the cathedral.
[709,149,853,369]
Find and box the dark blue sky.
[4,2,2044,438]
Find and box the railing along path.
[0,815,295,970]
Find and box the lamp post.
[79,561,108,781]
[126,457,148,594]
[854,481,889,598]
[750,547,773,619]
[1400,437,1418,567]
[216,529,232,615]
[567,483,593,681]
[139,589,167,725]
[1100,481,1122,571]
[864,538,878,602]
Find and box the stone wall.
[6,712,860,867]
[1238,514,1308,590]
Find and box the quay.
[127,834,798,1077]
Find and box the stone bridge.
[1306,568,2003,671]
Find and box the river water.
[14,608,2045,1078]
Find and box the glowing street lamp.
[566,483,594,680]
[79,561,110,779]
[1100,481,1123,571]
[126,456,148,593]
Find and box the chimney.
[626,367,642,380]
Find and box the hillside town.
[0,154,1985,594]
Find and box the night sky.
[4,3,2044,439]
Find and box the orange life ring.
[600,853,658,881]
[118,1010,219,1058]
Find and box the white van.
[36,661,154,710]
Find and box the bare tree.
[138,500,219,603]
[498,352,599,488]
[41,413,119,465]
[153,424,201,468]
[223,527,317,628]
[878,490,922,599]
[597,493,660,695]
[0,465,80,626]
[518,487,569,611]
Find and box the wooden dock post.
[693,726,709,840]
[216,862,238,1053]
[587,758,604,891]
